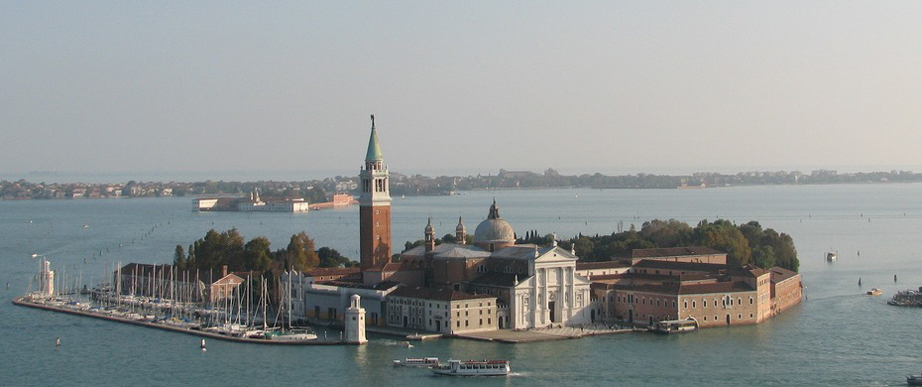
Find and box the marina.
[12,294,338,346]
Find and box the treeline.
[528,219,798,272]
[172,229,357,272]
[386,169,922,196]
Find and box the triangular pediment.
[534,246,578,263]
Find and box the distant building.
[192,189,309,213]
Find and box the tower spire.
[456,216,466,244]
[365,114,383,162]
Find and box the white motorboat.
[650,318,698,334]
[264,327,318,341]
[392,357,439,367]
[430,359,510,376]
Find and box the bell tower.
[359,115,392,270]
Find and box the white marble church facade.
[468,244,593,330]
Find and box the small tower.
[344,294,367,344]
[425,217,436,252]
[40,258,54,296]
[455,216,466,244]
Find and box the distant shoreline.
[3,168,921,200]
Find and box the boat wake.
[382,340,413,348]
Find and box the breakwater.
[12,296,348,346]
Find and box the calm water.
[2,184,922,386]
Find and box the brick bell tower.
[359,114,392,270]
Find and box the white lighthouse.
[40,258,54,296]
[344,294,367,344]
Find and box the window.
[692,301,696,308]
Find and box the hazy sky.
[3,1,921,180]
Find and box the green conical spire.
[365,114,384,162]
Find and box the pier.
[12,295,350,346]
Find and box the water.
[2,184,922,386]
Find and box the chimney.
[222,265,228,277]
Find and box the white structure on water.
[40,259,55,296]
[344,294,367,344]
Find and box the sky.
[2,1,922,182]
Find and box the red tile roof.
[576,261,632,271]
[631,246,724,258]
[303,267,361,277]
[389,286,495,302]
[769,267,799,283]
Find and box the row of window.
[683,296,754,310]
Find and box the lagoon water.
[3,184,922,386]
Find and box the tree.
[286,231,320,270]
[572,237,595,257]
[187,229,244,271]
[318,247,351,268]
[640,219,693,247]
[752,245,776,269]
[243,237,273,272]
[173,245,186,269]
[693,219,751,268]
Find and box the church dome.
[474,200,516,249]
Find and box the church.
[357,115,592,330]
[287,116,593,332]
[285,115,801,334]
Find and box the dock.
[454,325,634,344]
[12,296,349,346]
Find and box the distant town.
[2,168,920,201]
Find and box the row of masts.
[30,256,305,333]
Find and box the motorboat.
[264,327,318,341]
[650,318,699,334]
[867,288,883,296]
[392,357,440,367]
[907,374,922,386]
[826,252,837,262]
[431,359,510,376]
